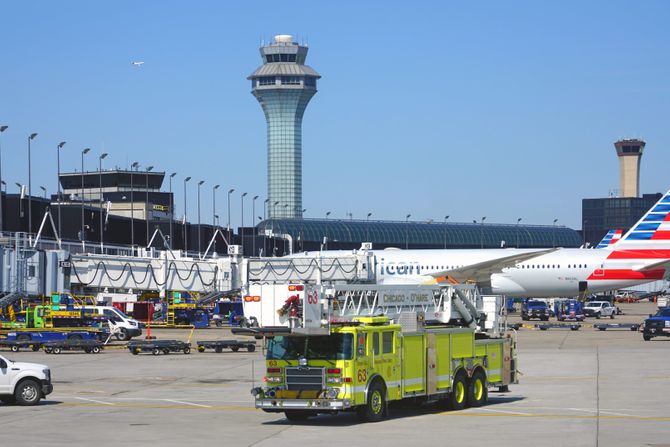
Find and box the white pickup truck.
[0,354,53,405]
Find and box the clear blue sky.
[1,0,669,229]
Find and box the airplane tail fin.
[596,229,623,249]
[615,190,670,251]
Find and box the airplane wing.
[427,249,558,284]
[633,259,670,273]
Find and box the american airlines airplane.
[373,191,670,297]
[595,229,623,249]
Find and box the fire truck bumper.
[255,398,352,411]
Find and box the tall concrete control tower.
[248,35,320,219]
[614,138,645,198]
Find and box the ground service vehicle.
[249,284,517,423]
[583,301,616,319]
[521,300,550,321]
[642,308,670,341]
[78,306,142,340]
[0,354,52,406]
[556,299,585,321]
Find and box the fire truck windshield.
[266,334,354,361]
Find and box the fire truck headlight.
[251,387,263,397]
[326,388,340,399]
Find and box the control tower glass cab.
[614,138,645,198]
[248,34,321,219]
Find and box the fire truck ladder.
[326,284,482,328]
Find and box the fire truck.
[244,284,518,422]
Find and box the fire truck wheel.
[448,373,467,411]
[284,410,310,422]
[31,345,40,352]
[357,380,386,422]
[467,370,488,407]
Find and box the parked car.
[584,301,616,319]
[642,307,670,341]
[521,300,550,321]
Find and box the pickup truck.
[642,308,670,341]
[0,354,52,405]
[584,301,616,319]
[521,300,550,321]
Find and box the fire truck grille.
[285,367,324,391]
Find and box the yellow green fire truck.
[248,284,518,422]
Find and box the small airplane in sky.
[131,61,145,67]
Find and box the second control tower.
[614,138,645,198]
[249,35,320,219]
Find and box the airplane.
[131,61,145,67]
[377,191,670,297]
[291,191,670,298]
[595,229,623,249]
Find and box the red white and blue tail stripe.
[595,229,622,249]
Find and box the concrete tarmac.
[1,302,668,447]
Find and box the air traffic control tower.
[248,35,320,219]
[614,138,645,197]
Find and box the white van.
[79,306,142,341]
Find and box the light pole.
[582,219,588,247]
[39,186,46,198]
[0,125,7,233]
[130,161,139,247]
[405,214,411,249]
[227,188,235,232]
[263,198,269,221]
[80,148,90,247]
[183,176,191,252]
[552,218,558,248]
[241,192,248,255]
[480,216,487,248]
[252,195,259,256]
[516,217,522,248]
[98,153,108,250]
[197,180,204,255]
[169,172,176,249]
[443,215,450,249]
[366,212,372,242]
[56,141,66,238]
[145,166,153,246]
[212,184,220,227]
[27,133,38,233]
[325,211,331,250]
[15,183,25,221]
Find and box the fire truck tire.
[31,344,40,352]
[284,410,310,422]
[447,372,467,411]
[357,380,386,422]
[467,370,488,407]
